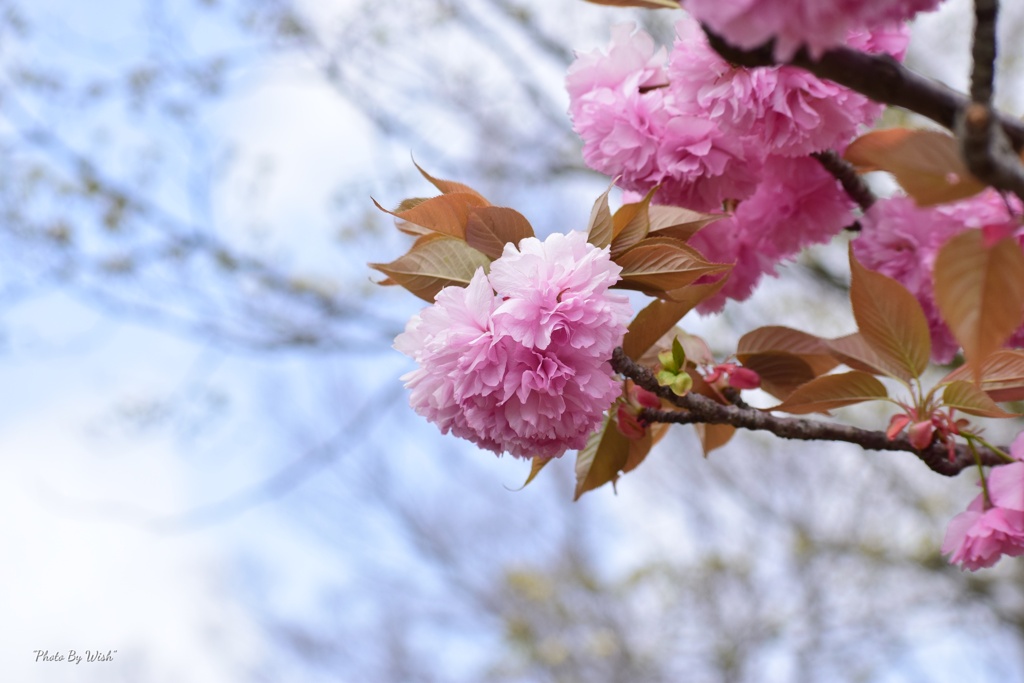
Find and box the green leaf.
[942,380,1017,418]
[587,184,615,249]
[843,129,986,206]
[849,246,931,380]
[610,186,657,258]
[373,192,489,239]
[771,371,889,415]
[934,230,1024,380]
[616,237,729,296]
[942,350,1024,402]
[464,206,535,259]
[621,278,729,360]
[574,413,631,500]
[369,235,491,302]
[671,336,686,369]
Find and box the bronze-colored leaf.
[616,236,730,296]
[574,413,631,500]
[621,278,729,360]
[464,206,535,259]
[587,184,615,249]
[647,204,722,242]
[826,332,914,381]
[621,422,668,475]
[610,186,657,258]
[694,423,735,456]
[738,352,817,401]
[771,371,889,415]
[942,380,1017,418]
[934,230,1024,380]
[843,128,986,206]
[373,192,489,239]
[942,350,1024,402]
[849,247,931,380]
[736,325,839,377]
[369,235,491,302]
[413,160,490,202]
[512,456,552,491]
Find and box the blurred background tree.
[3,0,1024,681]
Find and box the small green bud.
[670,372,693,396]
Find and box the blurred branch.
[812,149,875,212]
[611,347,1004,476]
[958,0,1024,201]
[703,29,1024,151]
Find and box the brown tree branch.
[812,150,875,212]
[702,30,1024,152]
[611,347,1006,477]
[970,0,998,105]
[958,0,1024,202]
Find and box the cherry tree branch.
[958,0,1024,202]
[611,347,1005,476]
[702,30,1024,152]
[812,150,875,213]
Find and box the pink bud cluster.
[394,231,632,460]
[566,17,911,310]
[854,191,1024,362]
[943,435,1024,571]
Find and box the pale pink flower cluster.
[854,191,1024,362]
[394,231,631,460]
[684,0,942,60]
[943,434,1024,571]
[566,18,908,308]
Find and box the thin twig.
[611,348,1005,477]
[957,0,1024,201]
[702,29,1024,151]
[812,150,876,211]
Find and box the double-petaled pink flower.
[394,231,631,459]
[943,434,1024,571]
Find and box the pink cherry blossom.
[394,269,506,454]
[490,231,632,352]
[567,23,762,213]
[988,462,1024,512]
[684,0,941,61]
[395,231,631,460]
[667,17,905,157]
[653,114,762,211]
[689,155,855,312]
[942,504,1024,571]
[567,24,670,191]
[566,22,667,115]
